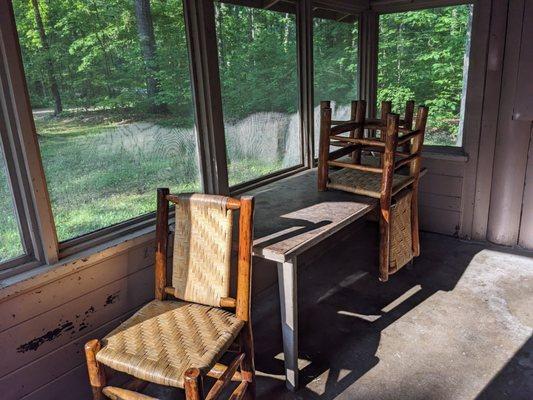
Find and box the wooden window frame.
[311,10,363,167]
[213,0,312,194]
[0,0,491,280]
[0,0,58,279]
[374,0,477,153]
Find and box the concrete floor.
[149,223,533,399]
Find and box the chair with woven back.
[84,190,255,400]
[318,99,428,282]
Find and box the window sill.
[0,223,157,303]
[422,145,468,162]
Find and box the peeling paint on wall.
[16,291,121,353]
[17,322,74,353]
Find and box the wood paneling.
[487,0,531,245]
[419,206,461,236]
[419,173,463,197]
[419,192,461,212]
[519,126,533,248]
[422,157,465,177]
[0,311,135,400]
[21,363,91,400]
[0,244,154,332]
[0,265,153,377]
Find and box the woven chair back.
[172,194,233,307]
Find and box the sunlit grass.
[1,113,277,254]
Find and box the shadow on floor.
[252,222,505,399]
[475,336,533,400]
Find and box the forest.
[0,0,471,261]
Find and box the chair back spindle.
[155,192,254,313]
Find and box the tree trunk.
[31,0,62,115]
[134,0,161,112]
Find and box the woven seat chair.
[84,191,255,400]
[318,99,428,281]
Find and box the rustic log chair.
[318,99,428,282]
[84,190,255,400]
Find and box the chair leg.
[84,339,107,400]
[184,368,204,400]
[411,189,421,257]
[240,323,256,400]
[379,209,391,282]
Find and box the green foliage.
[2,1,472,251]
[314,17,359,108]
[216,4,298,121]
[378,5,472,145]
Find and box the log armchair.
[84,190,255,400]
[318,100,428,281]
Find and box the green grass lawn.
[1,112,277,261]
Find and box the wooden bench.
[249,169,378,391]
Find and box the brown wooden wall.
[0,240,156,399]
[419,156,465,236]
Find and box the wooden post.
[403,100,414,129]
[402,100,415,152]
[240,323,256,399]
[401,100,415,152]
[236,196,254,322]
[155,188,169,300]
[352,100,366,164]
[380,101,392,125]
[318,101,331,191]
[84,339,106,400]
[349,100,357,151]
[235,195,255,398]
[379,113,399,282]
[184,368,204,400]
[410,106,428,257]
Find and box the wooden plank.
[20,363,91,400]
[471,0,508,240]
[513,0,533,121]
[251,170,376,262]
[419,192,461,212]
[0,310,136,400]
[0,266,153,377]
[419,206,460,236]
[486,0,531,245]
[419,174,463,197]
[0,244,154,332]
[421,157,465,177]
[518,125,533,249]
[371,0,473,13]
[459,0,493,238]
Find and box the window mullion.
[359,10,379,119]
[183,0,229,195]
[297,0,314,167]
[0,1,59,265]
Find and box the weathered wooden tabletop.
[250,169,378,262]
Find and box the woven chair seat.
[327,168,413,198]
[96,300,244,388]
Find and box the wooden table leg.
[277,257,299,391]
